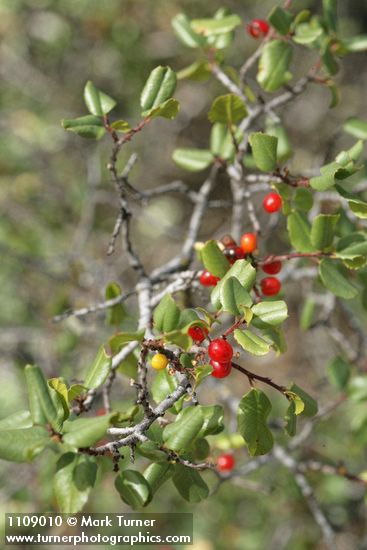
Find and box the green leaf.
[310,143,363,191]
[193,364,213,389]
[201,240,230,278]
[68,384,87,402]
[84,345,112,390]
[136,441,168,462]
[327,81,340,108]
[287,211,316,253]
[105,282,126,326]
[237,389,274,456]
[191,15,241,36]
[24,365,47,425]
[290,384,318,417]
[62,115,105,140]
[192,438,210,460]
[171,13,207,48]
[207,8,236,49]
[54,453,97,513]
[109,331,145,354]
[211,260,256,309]
[268,6,293,35]
[177,60,211,81]
[84,81,116,116]
[319,259,358,299]
[260,325,287,355]
[172,464,209,502]
[249,132,278,172]
[293,23,323,45]
[172,148,213,172]
[208,93,247,125]
[144,98,180,120]
[293,188,313,211]
[284,401,297,437]
[0,427,49,462]
[153,293,181,333]
[321,40,339,76]
[300,297,316,330]
[221,277,252,316]
[344,118,367,140]
[163,407,204,452]
[178,308,200,329]
[265,123,292,163]
[257,40,293,92]
[335,184,367,220]
[252,301,288,326]
[310,214,339,250]
[143,462,174,496]
[335,233,367,268]
[340,35,367,53]
[323,0,337,32]
[210,123,240,160]
[234,329,271,356]
[24,365,63,432]
[285,392,305,415]
[140,66,177,114]
[151,369,182,415]
[115,470,151,509]
[62,414,117,448]
[327,356,351,390]
[197,405,224,437]
[110,120,131,133]
[348,377,367,402]
[48,378,70,422]
[0,410,32,431]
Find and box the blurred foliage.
[1,0,367,549]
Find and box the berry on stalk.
[199,271,220,287]
[223,246,245,264]
[188,325,208,344]
[151,353,169,370]
[208,338,233,363]
[217,453,235,472]
[247,19,270,39]
[262,260,282,275]
[261,277,281,296]
[240,232,257,254]
[263,192,282,213]
[210,359,232,379]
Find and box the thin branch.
[232,362,288,396]
[273,445,336,550]
[150,164,220,280]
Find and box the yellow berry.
[151,353,169,370]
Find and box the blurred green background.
[1,0,367,549]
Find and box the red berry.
[199,271,220,287]
[217,453,235,471]
[210,359,232,379]
[188,325,208,344]
[247,19,270,39]
[208,338,233,363]
[223,246,245,264]
[263,192,282,214]
[261,276,281,296]
[262,260,282,275]
[240,232,257,254]
[96,408,106,416]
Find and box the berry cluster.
[199,190,283,298]
[208,338,233,378]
